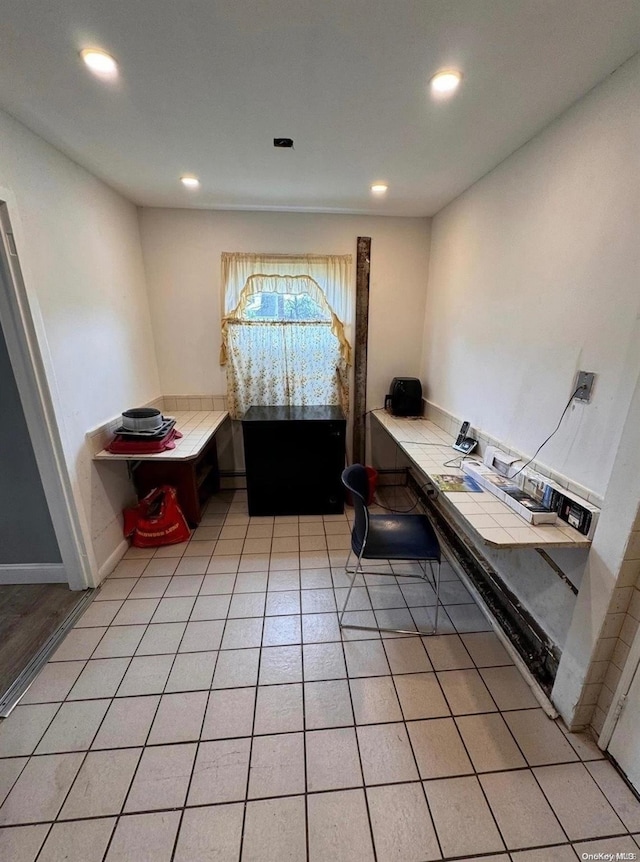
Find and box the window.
[220,254,352,418]
[243,291,330,322]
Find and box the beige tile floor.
[1,489,640,861]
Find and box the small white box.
[483,446,523,478]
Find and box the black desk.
[242,405,346,516]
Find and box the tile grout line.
[236,523,270,862]
[527,757,628,845]
[98,556,219,862]
[167,583,229,862]
[427,623,576,855]
[98,492,236,859]
[473,690,576,849]
[477,657,630,844]
[383,635,445,860]
[2,796,635,838]
[3,676,545,733]
[372,493,565,857]
[35,640,149,859]
[427,667,513,857]
[443,651,632,847]
[583,755,640,817]
[300,575,310,862]
[27,595,164,857]
[0,736,603,769]
[57,600,503,634]
[336,591,380,862]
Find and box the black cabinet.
[242,405,346,516]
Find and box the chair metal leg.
[338,549,358,627]
[430,560,441,634]
[339,554,442,637]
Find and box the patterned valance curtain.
[220,253,352,418]
[221,252,352,323]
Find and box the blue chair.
[339,463,442,635]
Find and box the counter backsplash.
[423,398,604,509]
[86,394,228,456]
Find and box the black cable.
[343,408,382,471]
[442,452,472,469]
[510,385,584,479]
[442,457,461,468]
[361,407,383,419]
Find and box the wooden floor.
[0,583,84,699]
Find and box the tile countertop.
[372,410,591,550]
[94,411,229,461]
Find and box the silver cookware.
[121,407,163,432]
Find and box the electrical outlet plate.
[574,370,596,402]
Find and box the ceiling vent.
[273,138,294,148]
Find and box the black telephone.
[452,420,477,455]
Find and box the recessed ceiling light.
[371,183,388,194]
[430,69,462,96]
[80,48,118,78]
[180,175,200,189]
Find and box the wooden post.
[353,236,371,464]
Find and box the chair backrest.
[341,464,369,556]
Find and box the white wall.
[422,54,640,500]
[554,369,640,727]
[139,209,430,413]
[0,109,161,581]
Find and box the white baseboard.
[220,473,247,490]
[97,538,129,585]
[0,564,67,584]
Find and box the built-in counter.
[94,410,229,525]
[94,411,228,462]
[372,409,592,691]
[372,409,590,550]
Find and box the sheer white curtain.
[220,253,352,418]
[225,323,344,417]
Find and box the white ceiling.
[1,0,639,216]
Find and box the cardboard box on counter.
[461,460,558,524]
[517,465,600,539]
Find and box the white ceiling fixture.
[430,69,463,97]
[180,176,200,189]
[371,183,388,195]
[1,1,639,216]
[79,48,118,79]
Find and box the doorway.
[0,311,62,578]
[605,633,640,793]
[0,199,93,712]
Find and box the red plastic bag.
[123,485,191,547]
